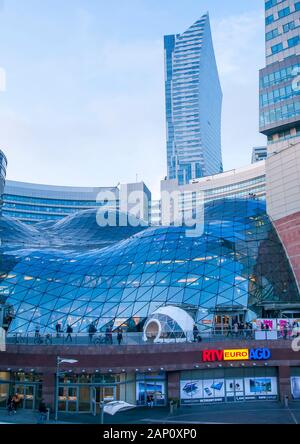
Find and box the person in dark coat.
[37,400,48,424]
[66,324,73,343]
[117,328,123,345]
[193,325,200,342]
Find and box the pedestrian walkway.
[1,402,300,425]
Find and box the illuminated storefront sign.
[202,348,271,363]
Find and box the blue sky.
[0,0,266,197]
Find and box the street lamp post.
[55,356,78,422]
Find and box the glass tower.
[164,13,223,186]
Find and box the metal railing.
[5,329,299,347]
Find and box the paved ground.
[0,402,300,425]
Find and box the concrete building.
[260,0,300,288]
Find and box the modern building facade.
[259,0,300,287]
[161,162,266,225]
[252,146,268,163]
[3,181,152,225]
[164,13,223,185]
[0,197,300,412]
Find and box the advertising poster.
[291,377,300,400]
[181,377,278,404]
[181,379,225,404]
[244,377,278,400]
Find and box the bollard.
[170,400,174,415]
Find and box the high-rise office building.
[164,13,223,185]
[260,0,300,286]
[252,146,268,163]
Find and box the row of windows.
[260,63,300,88]
[204,177,266,197]
[260,100,300,126]
[2,203,95,214]
[271,36,300,54]
[266,21,298,41]
[3,194,118,208]
[267,125,300,142]
[265,0,281,11]
[266,3,300,26]
[260,83,299,107]
[2,211,64,221]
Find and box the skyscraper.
[260,0,300,286]
[164,13,223,185]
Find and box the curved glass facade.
[0,199,299,335]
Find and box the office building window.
[271,43,283,54]
[283,22,295,32]
[278,7,290,19]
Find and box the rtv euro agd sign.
[0,327,6,352]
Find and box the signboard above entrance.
[202,348,271,363]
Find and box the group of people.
[105,326,124,345]
[226,321,253,339]
[6,393,21,415]
[276,321,300,340]
[6,394,48,423]
[88,324,124,345]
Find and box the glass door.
[136,380,166,406]
[0,383,9,408]
[91,386,117,415]
[58,386,79,412]
[14,384,36,410]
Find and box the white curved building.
[161,161,266,225]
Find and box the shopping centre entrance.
[0,372,42,410]
[214,311,246,335]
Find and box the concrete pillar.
[278,366,291,403]
[168,371,180,402]
[42,372,55,411]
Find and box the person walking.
[88,323,97,343]
[37,399,48,424]
[108,327,113,345]
[233,323,239,337]
[55,322,62,338]
[66,324,73,343]
[6,395,15,415]
[283,323,288,340]
[35,325,40,338]
[193,325,200,343]
[117,328,123,345]
[105,327,110,344]
[12,393,21,411]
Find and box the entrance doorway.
[58,386,78,412]
[14,384,37,410]
[214,313,245,335]
[91,386,117,415]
